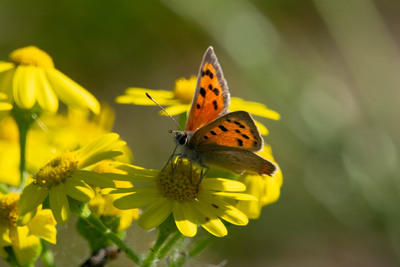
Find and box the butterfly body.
[175,47,277,176]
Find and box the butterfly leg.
[161,145,181,173]
[196,164,209,192]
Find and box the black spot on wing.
[241,134,250,139]
[233,121,246,129]
[218,125,228,132]
[208,84,212,90]
[210,131,217,135]
[237,139,244,147]
[200,87,206,98]
[212,100,218,110]
[213,88,219,96]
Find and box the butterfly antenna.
[145,92,183,132]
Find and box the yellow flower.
[0,46,100,113]
[235,145,283,219]
[18,133,126,225]
[116,76,279,135]
[31,104,125,157]
[0,105,127,187]
[88,161,138,231]
[0,193,56,266]
[112,159,255,237]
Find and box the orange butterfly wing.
[185,46,230,132]
[188,111,263,152]
[187,111,277,176]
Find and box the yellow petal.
[254,120,269,136]
[27,209,57,244]
[0,225,11,246]
[113,163,158,182]
[199,194,248,226]
[45,68,100,114]
[138,198,173,229]
[236,174,265,219]
[117,210,138,231]
[12,66,37,109]
[49,184,70,224]
[0,61,14,73]
[0,102,12,110]
[9,225,38,249]
[192,205,227,237]
[74,170,115,188]
[34,68,58,112]
[113,189,158,210]
[99,172,153,183]
[116,88,176,105]
[11,226,40,265]
[230,97,280,120]
[76,133,125,168]
[210,192,257,200]
[64,177,94,202]
[173,201,197,237]
[261,176,282,206]
[107,187,136,194]
[201,178,246,192]
[162,104,190,116]
[18,209,38,227]
[0,68,15,96]
[18,183,48,219]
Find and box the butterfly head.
[174,131,188,146]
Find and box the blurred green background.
[1,0,400,266]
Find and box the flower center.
[157,158,201,201]
[34,152,78,186]
[173,76,197,104]
[9,46,54,69]
[0,193,19,228]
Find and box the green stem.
[40,239,56,267]
[17,118,29,189]
[174,235,216,267]
[158,231,184,259]
[11,105,39,190]
[189,235,216,258]
[142,228,171,267]
[79,207,141,264]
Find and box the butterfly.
[174,46,278,176]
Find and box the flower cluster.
[0,46,282,266]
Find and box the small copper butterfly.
[175,46,277,176]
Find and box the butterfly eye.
[175,132,188,146]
